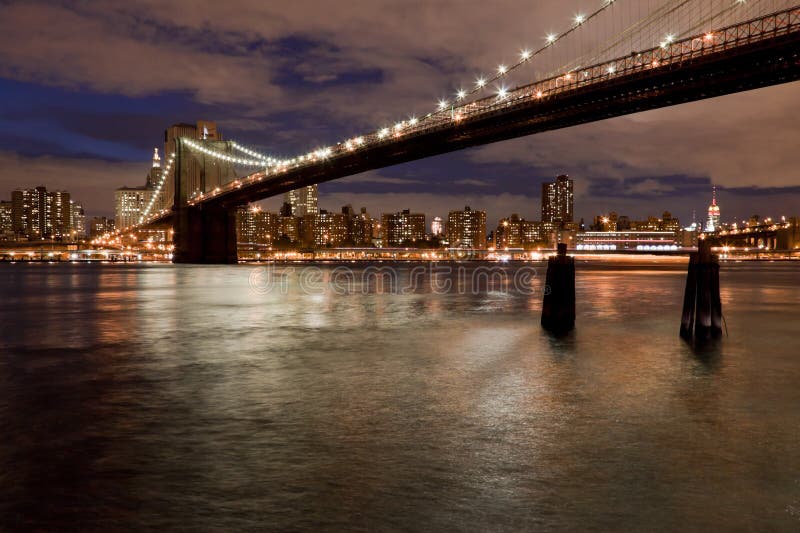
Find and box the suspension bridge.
[115,0,799,263]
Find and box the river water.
[1,260,798,530]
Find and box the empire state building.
[705,186,721,232]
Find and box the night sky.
[1,0,798,228]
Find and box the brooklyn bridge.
[114,1,800,263]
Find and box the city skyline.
[0,2,798,228]
[0,170,780,247]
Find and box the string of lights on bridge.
[132,0,784,231]
[139,152,175,223]
[170,0,626,180]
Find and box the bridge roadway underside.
[173,32,800,263]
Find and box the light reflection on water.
[0,261,799,530]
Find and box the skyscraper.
[70,200,86,239]
[541,174,574,224]
[0,201,13,240]
[447,206,487,248]
[284,185,318,218]
[147,148,161,189]
[115,187,152,230]
[705,186,721,232]
[11,186,71,239]
[49,190,71,239]
[115,148,162,229]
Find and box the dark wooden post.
[541,243,576,334]
[680,240,723,341]
[679,253,698,339]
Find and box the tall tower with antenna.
[705,186,721,232]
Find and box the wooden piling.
[680,240,723,341]
[541,243,576,334]
[680,253,698,340]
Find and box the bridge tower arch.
[172,138,242,264]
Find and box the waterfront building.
[236,205,280,246]
[279,215,302,243]
[705,186,721,232]
[381,209,425,247]
[345,206,375,246]
[680,222,700,248]
[495,214,550,249]
[576,230,679,251]
[284,185,319,218]
[48,190,71,239]
[593,211,680,240]
[115,186,152,230]
[447,206,487,248]
[89,216,115,239]
[542,174,574,224]
[303,209,348,247]
[11,186,72,240]
[115,148,162,229]
[70,200,86,239]
[0,201,13,240]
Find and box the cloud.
[469,83,800,189]
[453,179,492,187]
[0,152,145,217]
[337,172,425,185]
[1,0,798,225]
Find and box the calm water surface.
[1,261,799,530]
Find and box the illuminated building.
[48,190,71,239]
[345,206,375,246]
[0,201,12,240]
[381,209,425,246]
[70,200,86,239]
[593,211,680,240]
[89,216,115,239]
[147,148,161,188]
[447,206,486,248]
[12,187,44,238]
[11,186,71,239]
[542,174,574,224]
[680,222,700,248]
[279,216,302,243]
[705,186,721,232]
[431,216,443,236]
[495,214,549,249]
[303,209,348,247]
[576,230,679,251]
[236,205,280,246]
[284,185,318,218]
[115,187,151,230]
[115,148,163,229]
